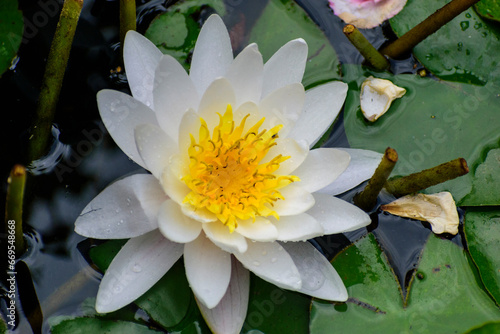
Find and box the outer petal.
[203,222,248,254]
[97,90,159,168]
[184,233,232,308]
[197,257,249,334]
[234,217,278,242]
[233,241,302,291]
[153,55,199,140]
[158,200,202,243]
[259,83,305,123]
[308,193,371,234]
[289,81,348,147]
[225,43,263,107]
[135,124,177,179]
[75,174,166,239]
[318,148,383,195]
[190,14,233,96]
[96,230,183,313]
[293,148,350,193]
[281,241,348,301]
[272,184,315,216]
[123,31,163,108]
[262,38,308,98]
[272,213,324,241]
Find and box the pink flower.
[329,0,407,29]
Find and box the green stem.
[343,24,389,71]
[385,158,469,197]
[27,0,84,162]
[380,0,481,59]
[5,165,27,254]
[120,0,136,55]
[354,147,398,211]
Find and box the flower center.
[182,105,299,232]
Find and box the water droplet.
[132,264,142,273]
[119,219,124,224]
[261,251,267,256]
[482,32,488,38]
[425,53,433,60]
[113,285,123,293]
[465,13,471,18]
[474,22,482,30]
[105,229,111,233]
[253,261,260,266]
[271,258,277,263]
[115,209,120,213]
[457,42,463,51]
[460,21,469,31]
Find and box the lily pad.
[475,0,500,24]
[342,65,500,205]
[464,207,500,305]
[51,318,163,333]
[248,0,341,88]
[390,0,500,84]
[145,0,226,71]
[0,0,23,77]
[309,233,500,333]
[465,321,500,333]
[463,148,500,205]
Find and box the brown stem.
[385,158,469,197]
[5,165,27,254]
[381,0,481,59]
[343,24,390,70]
[354,147,398,211]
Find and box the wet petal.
[75,174,166,239]
[234,217,278,242]
[203,222,248,254]
[96,230,183,313]
[158,200,202,243]
[259,83,305,123]
[272,213,324,241]
[197,78,236,130]
[273,185,315,216]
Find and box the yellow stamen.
[182,104,299,232]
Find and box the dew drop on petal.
[131,263,142,273]
[271,257,277,263]
[113,285,123,293]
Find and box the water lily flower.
[75,14,379,333]
[328,0,407,29]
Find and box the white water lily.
[328,0,407,29]
[75,14,380,333]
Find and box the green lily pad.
[463,148,500,205]
[475,0,500,24]
[390,0,500,84]
[342,65,500,205]
[145,0,226,71]
[464,207,500,305]
[465,321,500,333]
[310,233,500,333]
[0,0,23,77]
[248,0,341,89]
[51,318,163,333]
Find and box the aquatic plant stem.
[27,0,84,162]
[380,0,481,59]
[354,147,398,211]
[385,158,469,197]
[119,0,136,54]
[343,24,390,70]
[5,165,27,253]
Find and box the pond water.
[1,0,495,333]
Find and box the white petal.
[160,156,191,204]
[272,213,324,241]
[225,43,263,107]
[293,148,350,193]
[97,90,159,168]
[281,241,347,301]
[197,257,249,334]
[190,14,233,96]
[308,193,371,234]
[158,200,202,243]
[178,109,201,153]
[262,38,308,98]
[259,83,305,123]
[181,203,218,223]
[235,217,278,242]
[96,230,183,313]
[153,55,199,139]
[203,222,248,254]
[233,241,302,290]
[289,81,348,147]
[75,174,166,239]
[135,124,177,179]
[197,78,237,131]
[184,233,232,308]
[319,148,383,195]
[264,138,309,175]
[273,184,315,216]
[123,31,163,108]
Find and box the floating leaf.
[463,148,500,205]
[248,0,341,88]
[465,321,500,333]
[475,0,500,24]
[310,234,500,333]
[342,65,500,205]
[390,0,500,84]
[464,207,500,305]
[51,318,163,333]
[0,0,23,77]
